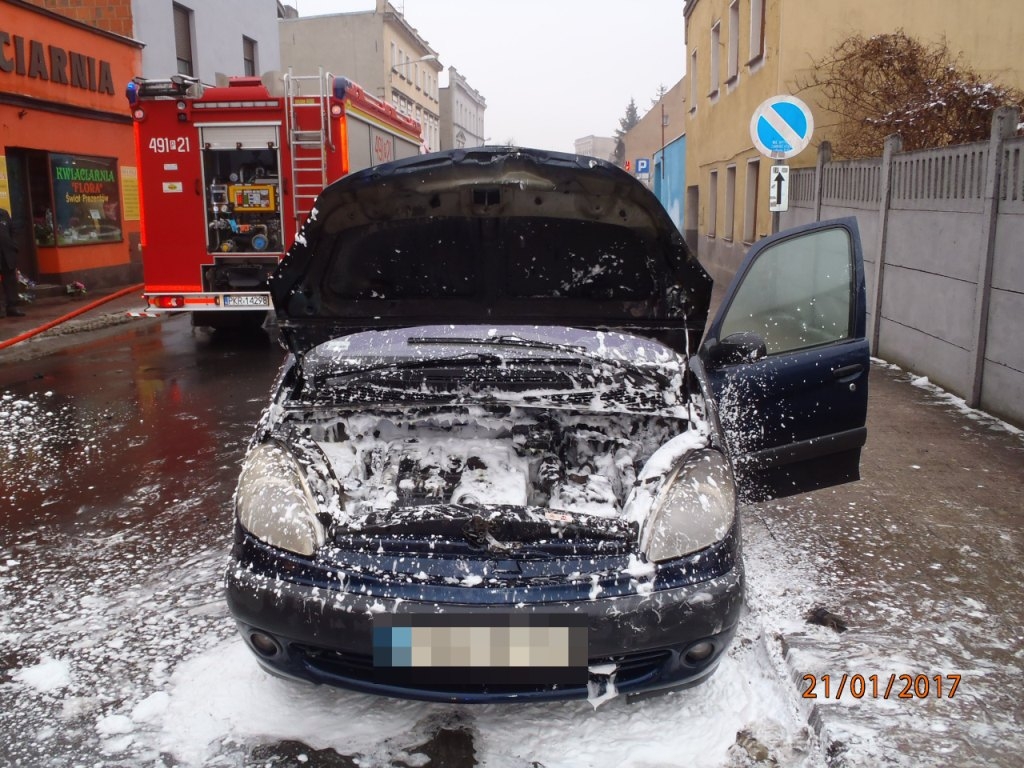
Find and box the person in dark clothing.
[0,207,25,317]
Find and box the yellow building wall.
[780,0,1024,97]
[684,0,1024,280]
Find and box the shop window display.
[38,153,124,247]
[51,154,122,246]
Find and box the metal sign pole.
[750,95,812,237]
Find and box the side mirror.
[703,331,767,368]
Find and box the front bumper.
[225,539,744,703]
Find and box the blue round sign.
[750,95,814,159]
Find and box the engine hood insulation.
[269,147,712,356]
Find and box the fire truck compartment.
[200,125,284,255]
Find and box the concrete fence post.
[813,140,831,222]
[968,105,1021,408]
[869,134,902,354]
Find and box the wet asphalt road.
[1,317,282,533]
[0,317,284,765]
[1,313,1022,767]
[1,316,489,767]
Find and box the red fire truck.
[126,71,422,327]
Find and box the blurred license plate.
[373,615,588,684]
[223,294,269,307]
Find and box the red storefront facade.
[1,0,143,288]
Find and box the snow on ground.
[872,358,1023,440]
[746,496,1022,768]
[741,362,1024,768]
[144,620,817,768]
[0,394,823,768]
[5,363,1018,766]
[0,511,823,767]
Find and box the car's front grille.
[234,523,739,602]
[293,644,673,694]
[591,648,673,678]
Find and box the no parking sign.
[750,95,814,160]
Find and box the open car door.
[696,217,869,502]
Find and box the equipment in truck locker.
[229,184,276,212]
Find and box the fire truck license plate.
[223,294,269,307]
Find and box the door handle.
[831,363,864,380]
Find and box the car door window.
[718,227,853,355]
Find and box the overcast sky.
[289,0,686,152]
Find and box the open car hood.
[270,147,712,356]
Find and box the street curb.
[754,627,836,767]
[775,634,834,763]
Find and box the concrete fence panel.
[822,159,881,210]
[891,144,988,213]
[999,138,1024,214]
[982,284,1024,422]
[884,209,987,283]
[986,142,1024,422]
[876,263,978,394]
[789,167,816,208]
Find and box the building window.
[709,23,721,96]
[685,185,699,239]
[727,1,739,82]
[391,42,397,69]
[49,153,123,247]
[173,4,194,77]
[744,159,760,243]
[689,49,698,113]
[242,36,257,77]
[708,169,718,238]
[724,165,736,241]
[749,0,765,63]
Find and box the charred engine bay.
[279,402,697,550]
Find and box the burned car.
[226,147,868,703]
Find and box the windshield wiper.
[407,334,674,387]
[321,351,503,387]
[409,335,588,354]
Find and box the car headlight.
[235,442,325,556]
[640,449,736,563]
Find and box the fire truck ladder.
[284,68,334,227]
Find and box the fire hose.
[0,283,144,351]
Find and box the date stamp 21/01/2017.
[802,673,961,700]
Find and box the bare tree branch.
[799,30,1024,158]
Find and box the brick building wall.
[22,0,134,38]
